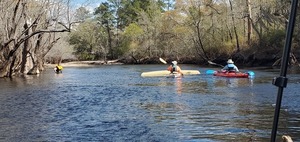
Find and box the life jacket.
[57,65,63,70]
[227,64,236,72]
[171,65,177,73]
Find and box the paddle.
[159,58,167,64]
[208,60,224,67]
[206,70,216,75]
[247,71,255,78]
[206,60,222,75]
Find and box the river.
[0,64,300,142]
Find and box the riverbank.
[44,60,123,68]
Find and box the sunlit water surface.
[1,65,300,142]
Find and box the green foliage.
[67,0,299,63]
[94,2,114,26]
[123,23,144,39]
[69,20,107,60]
[261,29,286,48]
[116,38,131,56]
[118,23,144,56]
[116,0,167,29]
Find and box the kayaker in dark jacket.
[222,59,239,72]
[54,64,63,73]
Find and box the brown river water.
[0,65,299,141]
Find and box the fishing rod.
[270,0,298,141]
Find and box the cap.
[227,59,234,64]
[172,61,177,65]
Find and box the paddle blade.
[159,58,167,64]
[247,71,255,76]
[206,70,216,75]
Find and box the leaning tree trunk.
[8,57,17,78]
[0,60,11,77]
[27,35,42,75]
[21,22,30,74]
[0,42,24,78]
[272,53,300,67]
[195,21,209,61]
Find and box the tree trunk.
[229,0,240,52]
[246,0,252,45]
[0,61,11,77]
[195,21,209,60]
[27,34,42,75]
[106,23,113,59]
[21,22,30,73]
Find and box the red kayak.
[213,71,249,78]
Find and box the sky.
[72,0,107,10]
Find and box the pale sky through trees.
[72,0,107,10]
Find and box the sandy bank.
[44,60,123,68]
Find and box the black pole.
[271,0,298,142]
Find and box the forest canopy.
[0,0,299,78]
[69,0,300,66]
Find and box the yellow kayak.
[141,70,200,77]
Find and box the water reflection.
[213,77,253,88]
[174,78,183,95]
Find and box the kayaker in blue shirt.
[222,59,239,72]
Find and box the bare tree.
[228,0,240,52]
[246,0,252,45]
[0,0,73,78]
